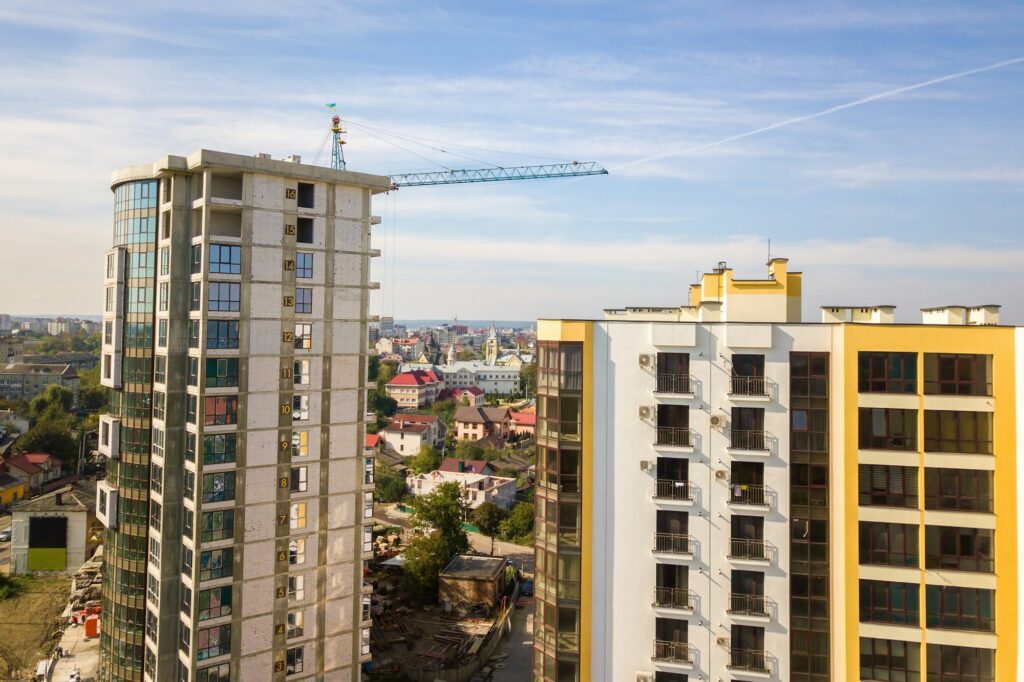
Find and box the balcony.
[730,375,768,397]
[728,593,767,617]
[656,373,692,395]
[728,538,767,562]
[656,427,692,448]
[652,640,694,665]
[655,479,693,502]
[653,587,695,611]
[726,482,767,507]
[728,648,768,673]
[730,430,767,452]
[653,533,692,555]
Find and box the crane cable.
[347,123,452,171]
[311,127,333,167]
[344,119,499,168]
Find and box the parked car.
[520,579,534,596]
[0,529,11,542]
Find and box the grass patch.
[0,575,72,676]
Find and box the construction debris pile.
[66,548,104,614]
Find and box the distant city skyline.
[3,2,1024,322]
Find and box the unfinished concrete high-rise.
[96,150,390,681]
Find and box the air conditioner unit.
[638,353,654,368]
[635,674,655,682]
[638,405,654,420]
[715,469,728,480]
[640,460,653,472]
[710,414,724,427]
[716,636,729,646]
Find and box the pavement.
[492,600,534,681]
[49,620,100,682]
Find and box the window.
[155,356,167,383]
[297,181,315,208]
[202,472,236,503]
[364,457,374,485]
[364,491,373,519]
[190,244,202,274]
[149,537,161,564]
[858,465,918,507]
[188,356,199,386]
[295,287,312,313]
[150,463,163,494]
[208,282,240,312]
[926,586,994,632]
[153,391,166,420]
[206,358,239,388]
[924,469,993,512]
[926,645,994,682]
[296,217,314,243]
[926,526,994,573]
[181,585,192,614]
[158,282,169,311]
[157,319,168,348]
[287,609,304,638]
[292,395,309,421]
[860,638,920,682]
[290,502,307,529]
[294,323,312,349]
[186,395,198,424]
[104,320,113,345]
[858,352,917,393]
[204,396,238,426]
[206,320,239,349]
[199,548,233,581]
[147,572,160,606]
[198,586,232,621]
[286,645,304,674]
[860,580,919,625]
[150,500,162,531]
[190,282,202,311]
[924,354,993,396]
[291,466,308,493]
[293,359,310,385]
[183,470,195,500]
[103,354,111,379]
[924,411,993,454]
[296,252,313,279]
[185,432,197,462]
[196,663,231,682]
[189,319,200,348]
[153,428,165,458]
[859,408,917,450]
[201,510,234,542]
[196,624,231,661]
[182,544,193,574]
[203,434,237,465]
[209,244,241,274]
[183,511,194,541]
[859,522,918,567]
[106,252,117,279]
[105,286,115,312]
[291,431,308,458]
[289,538,305,565]
[179,621,191,655]
[288,575,304,600]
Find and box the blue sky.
[2,1,1024,322]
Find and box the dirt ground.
[0,575,72,675]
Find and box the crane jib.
[388,162,608,188]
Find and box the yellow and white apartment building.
[533,258,1018,682]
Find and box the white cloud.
[812,161,1024,187]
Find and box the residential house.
[10,480,97,574]
[405,469,517,510]
[454,406,510,441]
[0,473,26,509]
[3,452,64,492]
[386,369,442,409]
[509,410,536,437]
[0,362,80,407]
[438,457,494,476]
[443,386,485,407]
[379,414,446,456]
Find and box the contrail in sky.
[616,55,1024,171]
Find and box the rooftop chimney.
[284,154,302,164]
[458,460,464,472]
[921,305,1000,326]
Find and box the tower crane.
[322,109,608,187]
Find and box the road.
[492,600,534,681]
[0,514,11,575]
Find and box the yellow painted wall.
[838,324,1016,680]
[27,547,66,571]
[0,482,25,506]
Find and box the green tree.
[29,384,74,423]
[472,502,506,556]
[409,443,441,474]
[374,463,408,502]
[377,360,399,385]
[401,531,449,598]
[367,354,381,382]
[430,399,456,428]
[520,362,537,396]
[77,366,108,411]
[499,502,534,545]
[454,439,485,461]
[13,420,78,464]
[457,349,478,361]
[403,482,470,597]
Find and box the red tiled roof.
[510,411,536,426]
[383,421,430,434]
[438,457,491,475]
[21,453,59,466]
[5,455,41,475]
[387,370,440,386]
[365,434,382,448]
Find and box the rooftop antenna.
[768,237,772,263]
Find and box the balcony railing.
[730,375,768,396]
[656,426,692,447]
[727,482,767,507]
[655,479,693,501]
[654,532,692,555]
[653,640,694,664]
[729,648,768,673]
[730,430,767,451]
[656,373,692,395]
[729,538,767,561]
[728,593,767,616]
[654,587,695,610]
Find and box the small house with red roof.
[509,410,536,437]
[385,369,442,409]
[3,453,64,492]
[438,457,494,476]
[379,413,446,456]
